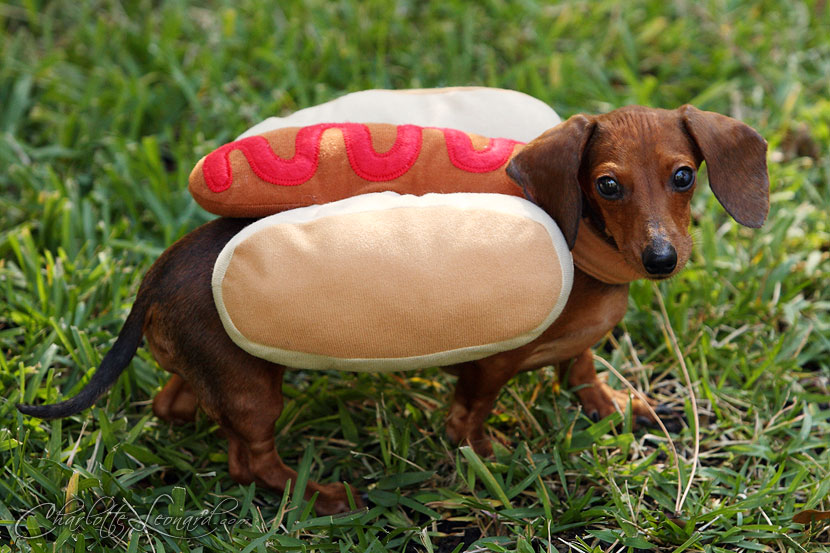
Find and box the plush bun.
[212,192,573,372]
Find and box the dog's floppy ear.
[679,104,769,228]
[506,114,595,249]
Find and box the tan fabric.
[212,193,573,372]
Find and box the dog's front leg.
[445,359,520,456]
[557,349,658,425]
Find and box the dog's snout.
[642,242,677,276]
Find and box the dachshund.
[18,105,769,515]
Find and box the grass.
[1,0,829,551]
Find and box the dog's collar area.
[571,219,642,285]
[513,186,636,284]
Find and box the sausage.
[189,123,527,217]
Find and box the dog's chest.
[511,278,630,369]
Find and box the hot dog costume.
[189,88,633,371]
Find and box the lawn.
[1,0,829,551]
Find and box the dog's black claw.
[635,415,653,428]
[655,404,675,416]
[662,418,684,434]
[589,411,600,423]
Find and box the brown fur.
[18,105,769,515]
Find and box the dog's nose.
[642,242,677,276]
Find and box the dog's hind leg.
[446,360,520,457]
[134,217,360,514]
[203,359,362,516]
[145,307,200,424]
[152,374,199,424]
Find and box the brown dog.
[18,105,769,515]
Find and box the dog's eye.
[596,176,623,199]
[672,167,695,191]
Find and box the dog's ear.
[506,114,595,249]
[679,104,769,228]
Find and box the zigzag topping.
[201,123,521,193]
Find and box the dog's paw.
[313,483,364,516]
[638,404,684,433]
[445,405,495,457]
[576,381,681,432]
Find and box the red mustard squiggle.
[440,127,521,173]
[202,123,521,193]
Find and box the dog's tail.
[16,293,150,420]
